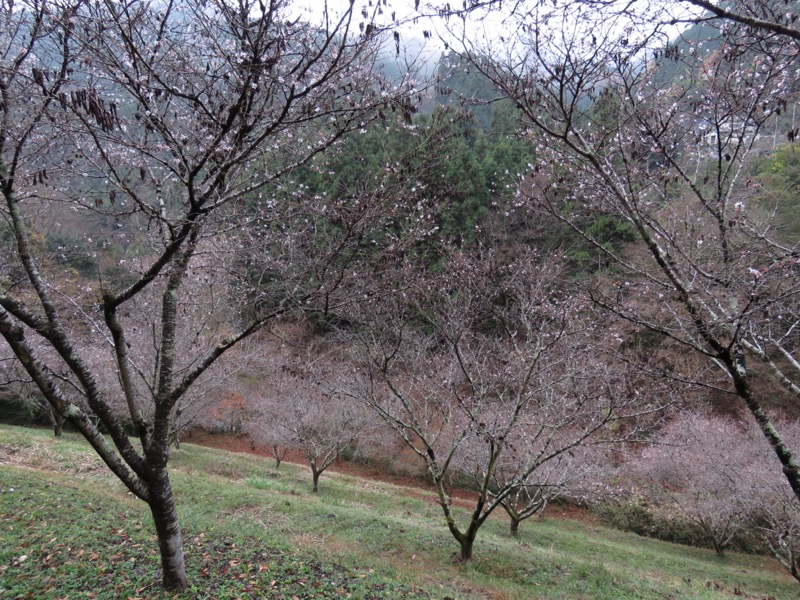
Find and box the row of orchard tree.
[1,0,799,592]
[239,317,800,571]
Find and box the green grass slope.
[0,425,795,599]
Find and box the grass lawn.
[0,424,795,599]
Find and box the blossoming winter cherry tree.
[0,0,422,590]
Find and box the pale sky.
[289,0,506,51]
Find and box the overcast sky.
[288,0,505,50]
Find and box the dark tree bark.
[510,518,520,537]
[459,535,475,562]
[311,465,321,494]
[146,464,187,591]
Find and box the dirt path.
[183,429,478,506]
[182,429,596,523]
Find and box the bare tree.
[629,411,761,556]
[439,0,800,505]
[629,410,800,577]
[245,330,377,492]
[755,478,800,583]
[343,248,655,561]
[727,417,800,582]
[476,437,610,537]
[0,0,422,590]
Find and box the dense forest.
[1,0,799,593]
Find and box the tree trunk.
[731,366,800,502]
[312,468,320,493]
[459,534,475,561]
[48,407,64,438]
[510,518,520,537]
[147,466,188,592]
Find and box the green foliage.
[753,144,800,242]
[593,499,765,556]
[97,262,140,291]
[423,108,490,244]
[435,51,497,131]
[280,104,532,251]
[45,234,99,277]
[273,59,535,251]
[229,65,540,318]
[0,222,137,293]
[587,87,622,139]
[568,213,638,269]
[594,498,706,548]
[0,389,42,425]
[482,103,535,196]
[531,205,638,274]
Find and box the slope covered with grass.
[0,425,795,599]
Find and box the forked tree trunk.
[510,517,520,537]
[438,475,484,563]
[147,466,187,591]
[450,517,481,562]
[459,534,475,561]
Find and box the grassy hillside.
[0,425,795,599]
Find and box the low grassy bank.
[0,425,795,599]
